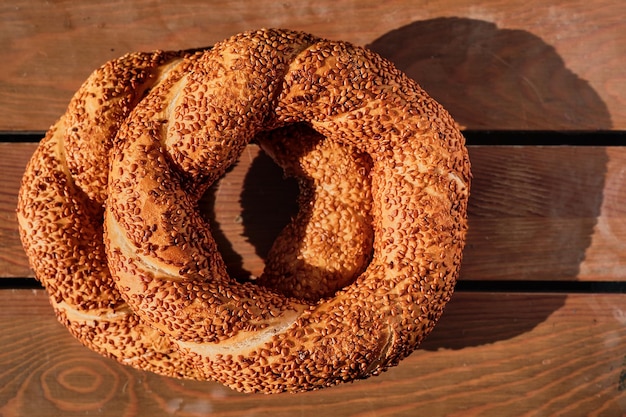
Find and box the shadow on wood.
[420,292,566,350]
[200,153,299,281]
[366,17,612,131]
[367,18,611,349]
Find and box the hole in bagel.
[198,147,299,283]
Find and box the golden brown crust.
[17,29,470,393]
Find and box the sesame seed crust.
[17,28,470,394]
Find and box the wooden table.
[1,1,625,415]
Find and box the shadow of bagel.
[204,17,611,351]
[369,18,611,350]
[367,17,611,130]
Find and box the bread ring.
[18,29,471,393]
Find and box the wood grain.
[0,0,624,131]
[2,1,625,415]
[0,144,32,278]
[3,142,626,282]
[0,289,624,416]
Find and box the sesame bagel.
[17,29,470,393]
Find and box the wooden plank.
[0,289,624,416]
[3,142,626,282]
[0,143,33,278]
[3,142,626,281]
[0,0,624,131]
[464,145,626,281]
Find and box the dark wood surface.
[1,1,625,415]
[1,0,624,131]
[2,290,625,417]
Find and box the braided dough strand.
[19,29,470,393]
[17,51,204,378]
